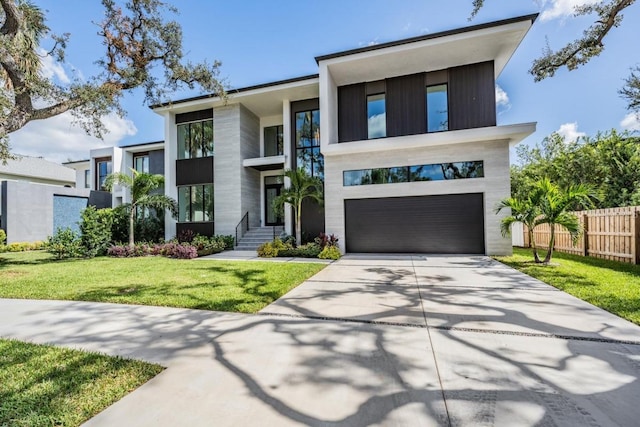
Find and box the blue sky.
[9,0,640,163]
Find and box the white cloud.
[620,112,640,131]
[8,112,137,163]
[367,114,386,139]
[38,49,70,84]
[556,122,586,142]
[495,84,510,108]
[359,38,379,47]
[540,0,600,22]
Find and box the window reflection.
[367,94,386,139]
[177,119,214,160]
[427,84,448,132]
[295,109,323,180]
[343,161,484,186]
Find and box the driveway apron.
[1,254,639,426]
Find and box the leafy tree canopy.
[0,0,225,160]
[471,0,639,113]
[511,129,640,208]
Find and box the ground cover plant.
[496,247,640,325]
[0,251,325,313]
[0,338,162,427]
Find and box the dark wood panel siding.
[149,149,165,175]
[338,83,367,142]
[448,61,496,131]
[344,193,485,254]
[175,157,214,186]
[175,109,213,124]
[301,198,325,243]
[176,222,214,237]
[385,73,427,137]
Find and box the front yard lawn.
[0,338,162,427]
[0,251,325,313]
[496,247,640,325]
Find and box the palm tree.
[104,170,177,247]
[272,168,323,246]
[495,196,543,263]
[534,178,594,263]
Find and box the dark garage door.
[344,193,485,254]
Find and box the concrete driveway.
[1,255,640,426]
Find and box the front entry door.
[265,177,284,226]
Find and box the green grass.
[0,338,162,427]
[495,247,640,325]
[0,251,325,313]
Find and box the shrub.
[107,242,197,259]
[257,238,288,257]
[192,235,225,256]
[80,206,114,258]
[279,242,322,258]
[135,211,165,243]
[0,241,44,253]
[315,232,339,249]
[0,229,6,245]
[318,246,342,260]
[216,234,235,250]
[177,229,196,243]
[46,228,82,260]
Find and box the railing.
[234,212,249,248]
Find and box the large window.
[133,153,149,173]
[178,184,214,222]
[177,120,214,160]
[427,84,449,132]
[343,161,484,186]
[95,158,112,191]
[264,125,283,156]
[295,110,323,180]
[367,93,386,139]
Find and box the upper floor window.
[264,125,283,157]
[84,170,90,188]
[133,153,149,173]
[367,93,386,139]
[295,110,323,180]
[177,119,213,160]
[95,158,112,191]
[426,84,448,132]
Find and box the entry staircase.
[235,226,284,251]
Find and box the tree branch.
[0,0,20,35]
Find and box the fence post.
[631,210,640,264]
[582,214,589,257]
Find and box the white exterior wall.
[164,112,178,240]
[324,139,512,255]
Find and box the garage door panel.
[345,193,484,254]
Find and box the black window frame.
[177,119,214,160]
[95,157,112,191]
[294,109,323,181]
[426,83,450,133]
[177,184,214,223]
[343,161,484,187]
[264,125,284,157]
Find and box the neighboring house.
[85,15,537,254]
[0,156,89,243]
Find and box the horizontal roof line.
[150,74,319,109]
[314,13,539,63]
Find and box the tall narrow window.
[133,154,149,173]
[177,119,214,159]
[295,110,323,180]
[367,94,386,139]
[178,184,214,223]
[264,125,283,156]
[95,158,112,191]
[84,170,90,188]
[427,84,448,132]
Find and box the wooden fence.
[518,206,640,264]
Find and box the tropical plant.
[495,195,543,263]
[104,170,177,247]
[79,206,114,258]
[534,178,595,263]
[272,168,324,246]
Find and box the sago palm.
[272,168,323,246]
[104,170,177,247]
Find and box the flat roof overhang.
[318,15,537,86]
[321,122,537,157]
[151,76,319,117]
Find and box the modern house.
[145,14,537,255]
[78,14,537,254]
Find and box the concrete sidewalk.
[1,254,640,426]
